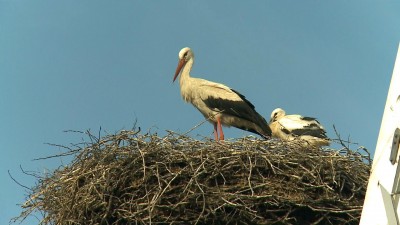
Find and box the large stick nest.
[15,129,371,225]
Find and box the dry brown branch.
[13,129,371,225]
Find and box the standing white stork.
[269,108,330,147]
[173,47,271,140]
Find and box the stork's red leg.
[217,117,224,141]
[213,123,219,141]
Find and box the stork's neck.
[179,57,194,87]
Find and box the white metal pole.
[361,43,400,225]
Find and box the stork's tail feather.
[257,115,272,138]
[248,119,272,139]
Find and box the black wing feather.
[301,116,317,121]
[202,96,255,122]
[290,126,328,139]
[202,89,257,123]
[230,89,256,109]
[202,88,271,137]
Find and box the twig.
[8,170,32,191]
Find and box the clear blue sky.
[1,1,399,224]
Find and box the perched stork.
[173,47,271,140]
[269,108,330,147]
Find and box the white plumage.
[269,108,330,147]
[173,47,271,140]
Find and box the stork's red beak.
[173,58,186,82]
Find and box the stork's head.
[173,47,194,82]
[270,108,286,123]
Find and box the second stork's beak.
[173,58,186,82]
[269,117,276,124]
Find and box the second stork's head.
[270,108,286,123]
[173,47,194,82]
